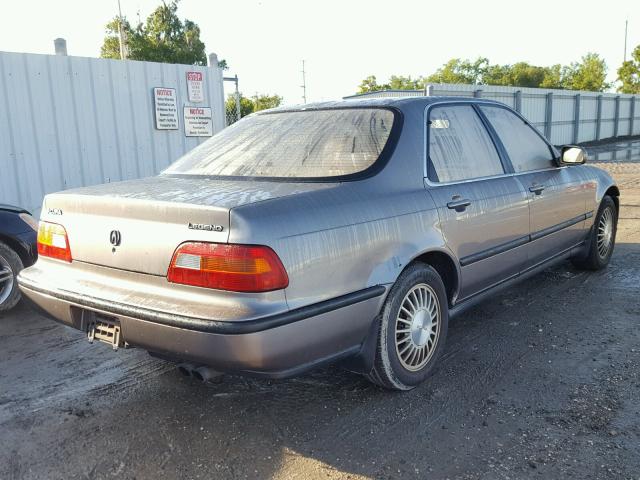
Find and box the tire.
[0,241,24,313]
[572,195,617,271]
[366,263,449,391]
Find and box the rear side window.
[428,105,504,183]
[164,108,395,179]
[480,106,555,173]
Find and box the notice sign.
[184,106,213,137]
[153,87,179,130]
[186,71,204,103]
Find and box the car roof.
[263,96,506,113]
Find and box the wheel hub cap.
[410,309,433,347]
[395,283,441,372]
[597,207,614,259]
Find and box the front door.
[426,104,530,301]
[517,168,588,267]
[478,105,589,268]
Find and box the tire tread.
[572,196,617,271]
[366,262,448,391]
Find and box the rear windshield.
[163,108,396,179]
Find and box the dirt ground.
[1,140,639,480]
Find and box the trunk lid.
[41,175,333,276]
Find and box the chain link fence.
[223,75,242,126]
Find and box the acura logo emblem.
[110,230,121,247]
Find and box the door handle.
[447,198,472,212]
[529,184,545,195]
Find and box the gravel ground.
[1,140,639,480]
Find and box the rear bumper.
[18,269,386,377]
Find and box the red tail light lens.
[37,221,72,262]
[167,242,289,292]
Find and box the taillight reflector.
[37,221,72,262]
[167,242,289,292]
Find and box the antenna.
[301,60,307,104]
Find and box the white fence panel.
[521,94,546,132]
[549,94,574,145]
[345,84,639,149]
[0,51,225,214]
[618,98,631,136]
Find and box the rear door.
[478,105,589,268]
[426,104,530,301]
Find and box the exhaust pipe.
[193,366,223,383]
[177,363,197,377]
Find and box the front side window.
[428,105,504,183]
[164,108,395,179]
[480,106,556,173]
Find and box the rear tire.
[0,241,24,313]
[366,263,449,391]
[572,196,617,270]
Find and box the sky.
[1,0,638,104]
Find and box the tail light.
[37,221,72,262]
[167,242,289,292]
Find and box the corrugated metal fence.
[345,84,639,146]
[0,51,225,215]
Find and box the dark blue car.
[0,204,38,312]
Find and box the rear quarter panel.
[0,210,37,266]
[229,102,450,310]
[230,181,445,310]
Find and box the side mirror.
[560,146,587,165]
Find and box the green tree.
[562,53,610,92]
[481,63,512,86]
[539,64,566,89]
[358,75,389,93]
[483,62,567,89]
[100,1,207,65]
[617,45,640,93]
[358,74,426,93]
[387,75,425,90]
[225,93,283,124]
[507,63,543,87]
[357,54,612,94]
[426,57,489,84]
[254,94,283,111]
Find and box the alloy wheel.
[395,283,441,372]
[597,207,614,260]
[0,254,14,305]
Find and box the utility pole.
[117,0,127,60]
[623,19,628,62]
[300,60,307,104]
